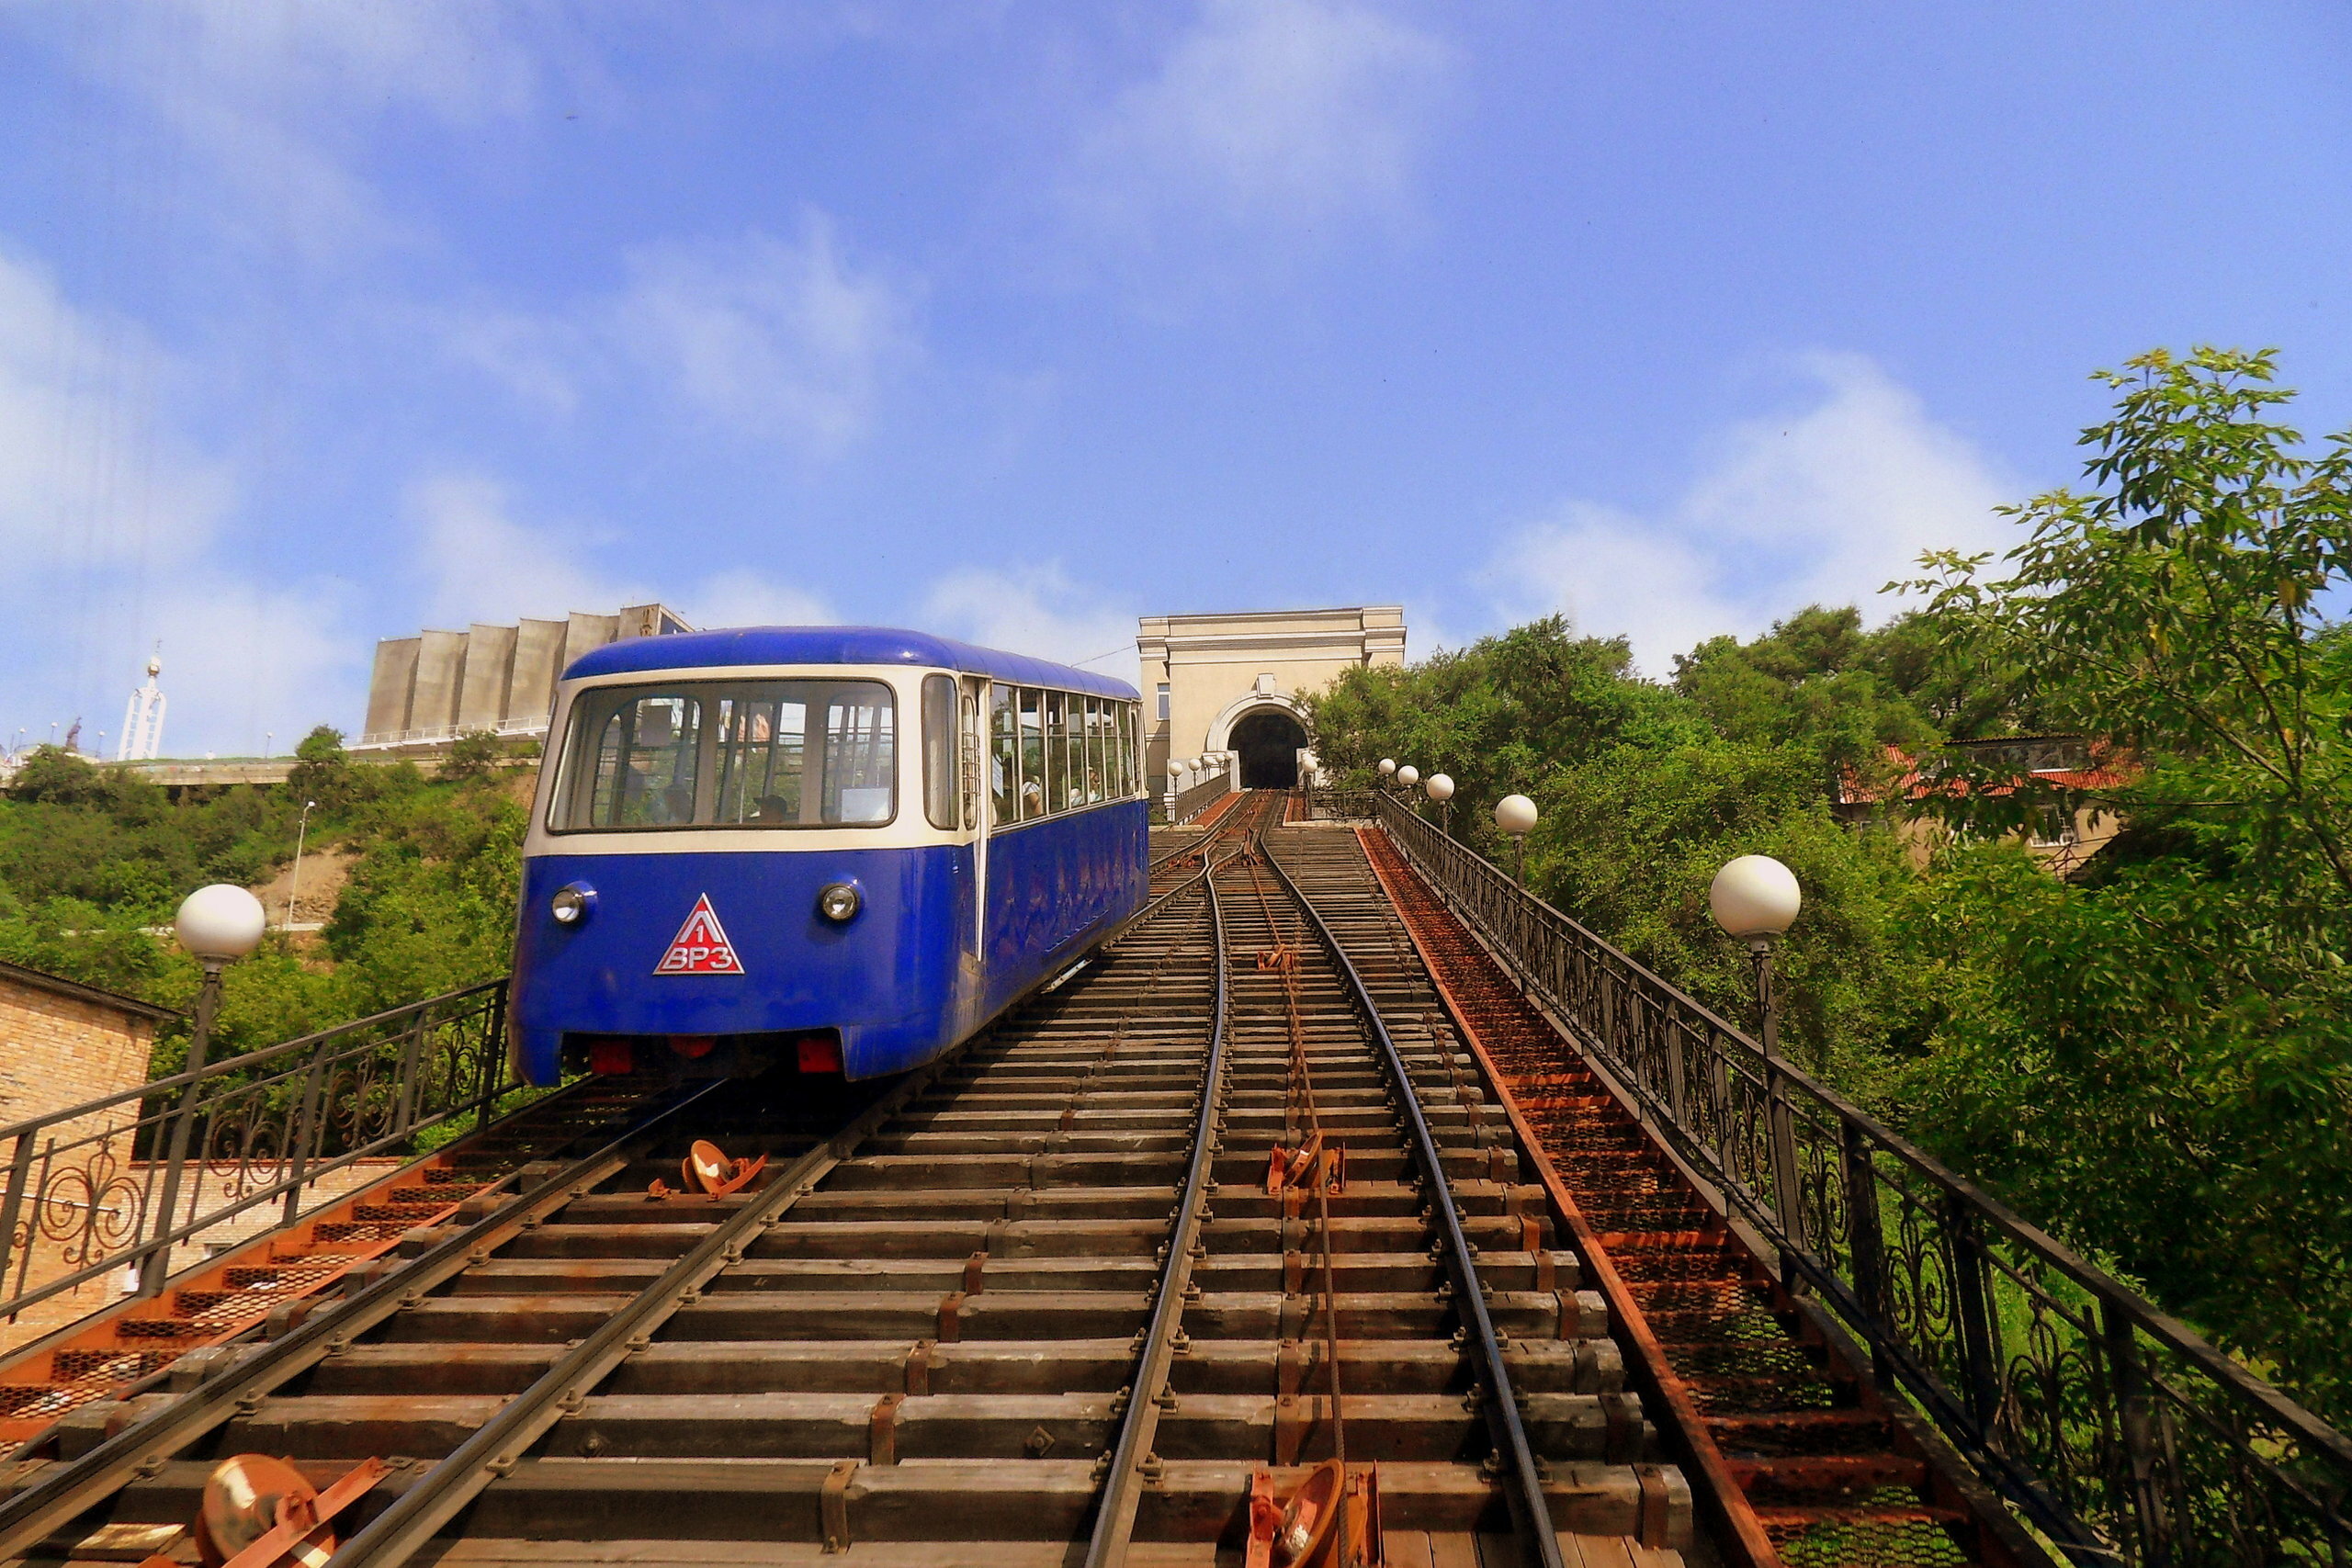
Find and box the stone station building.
[1138,606,1406,808]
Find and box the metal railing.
[0,981,514,1325]
[1169,767,1234,825]
[1301,787,1374,820]
[1373,795,2352,1567]
[352,716,548,750]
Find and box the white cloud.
[692,571,837,629]
[614,218,917,453]
[0,248,234,570]
[447,213,918,457]
[922,565,1139,685]
[139,572,363,757]
[443,310,585,418]
[406,468,837,633]
[1072,0,1456,238]
[410,472,643,627]
[26,1,564,263]
[1487,354,2017,673]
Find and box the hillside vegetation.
[0,728,528,1070]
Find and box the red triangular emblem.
[654,895,745,976]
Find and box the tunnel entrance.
[1231,708,1309,790]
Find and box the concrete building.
[1139,606,1406,801]
[357,604,692,754]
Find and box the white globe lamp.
[1712,852,1807,1248]
[1494,794,1537,886]
[1494,795,1538,837]
[175,885,267,964]
[153,881,267,1294]
[1396,765,1419,789]
[1423,773,1454,803]
[1709,855,1802,943]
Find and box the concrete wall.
[358,604,690,748]
[563,613,621,674]
[364,638,421,737]
[1138,606,1406,790]
[412,629,470,737]
[457,623,518,729]
[509,619,570,731]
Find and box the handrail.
[1169,767,1234,825]
[0,979,515,1325]
[0,1077,712,1559]
[1302,787,1374,820]
[1372,795,2352,1566]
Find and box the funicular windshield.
[550,679,897,829]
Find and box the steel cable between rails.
[1255,836,1568,1568]
[1238,827,1353,1567]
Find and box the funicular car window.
[554,679,897,829]
[922,674,958,831]
[1113,702,1131,797]
[988,684,1141,830]
[990,683,1018,826]
[1084,699,1106,804]
[1018,687,1046,820]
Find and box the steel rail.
[1149,789,1261,876]
[1258,840,1567,1568]
[326,1049,971,1563]
[1083,867,1229,1568]
[336,858,1239,1567]
[0,1077,718,1560]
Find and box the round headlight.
[817,881,862,923]
[550,883,595,926]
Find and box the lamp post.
[1377,758,1396,795]
[1710,854,1806,1257]
[144,884,266,1294]
[1424,772,1454,838]
[285,799,318,931]
[1495,794,1537,886]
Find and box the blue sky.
[3,1,2346,757]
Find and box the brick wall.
[0,976,160,1145]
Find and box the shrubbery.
[0,725,527,1067]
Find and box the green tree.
[1901,345,2352,890]
[1898,346,2352,1421]
[1302,616,1932,1096]
[1671,604,1941,792]
[287,725,355,813]
[441,728,515,784]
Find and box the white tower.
[118,651,166,761]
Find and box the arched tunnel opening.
[1230,708,1309,789]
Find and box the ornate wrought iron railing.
[1169,767,1234,825]
[0,980,514,1325]
[1373,795,2352,1567]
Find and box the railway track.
[0,798,1691,1566]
